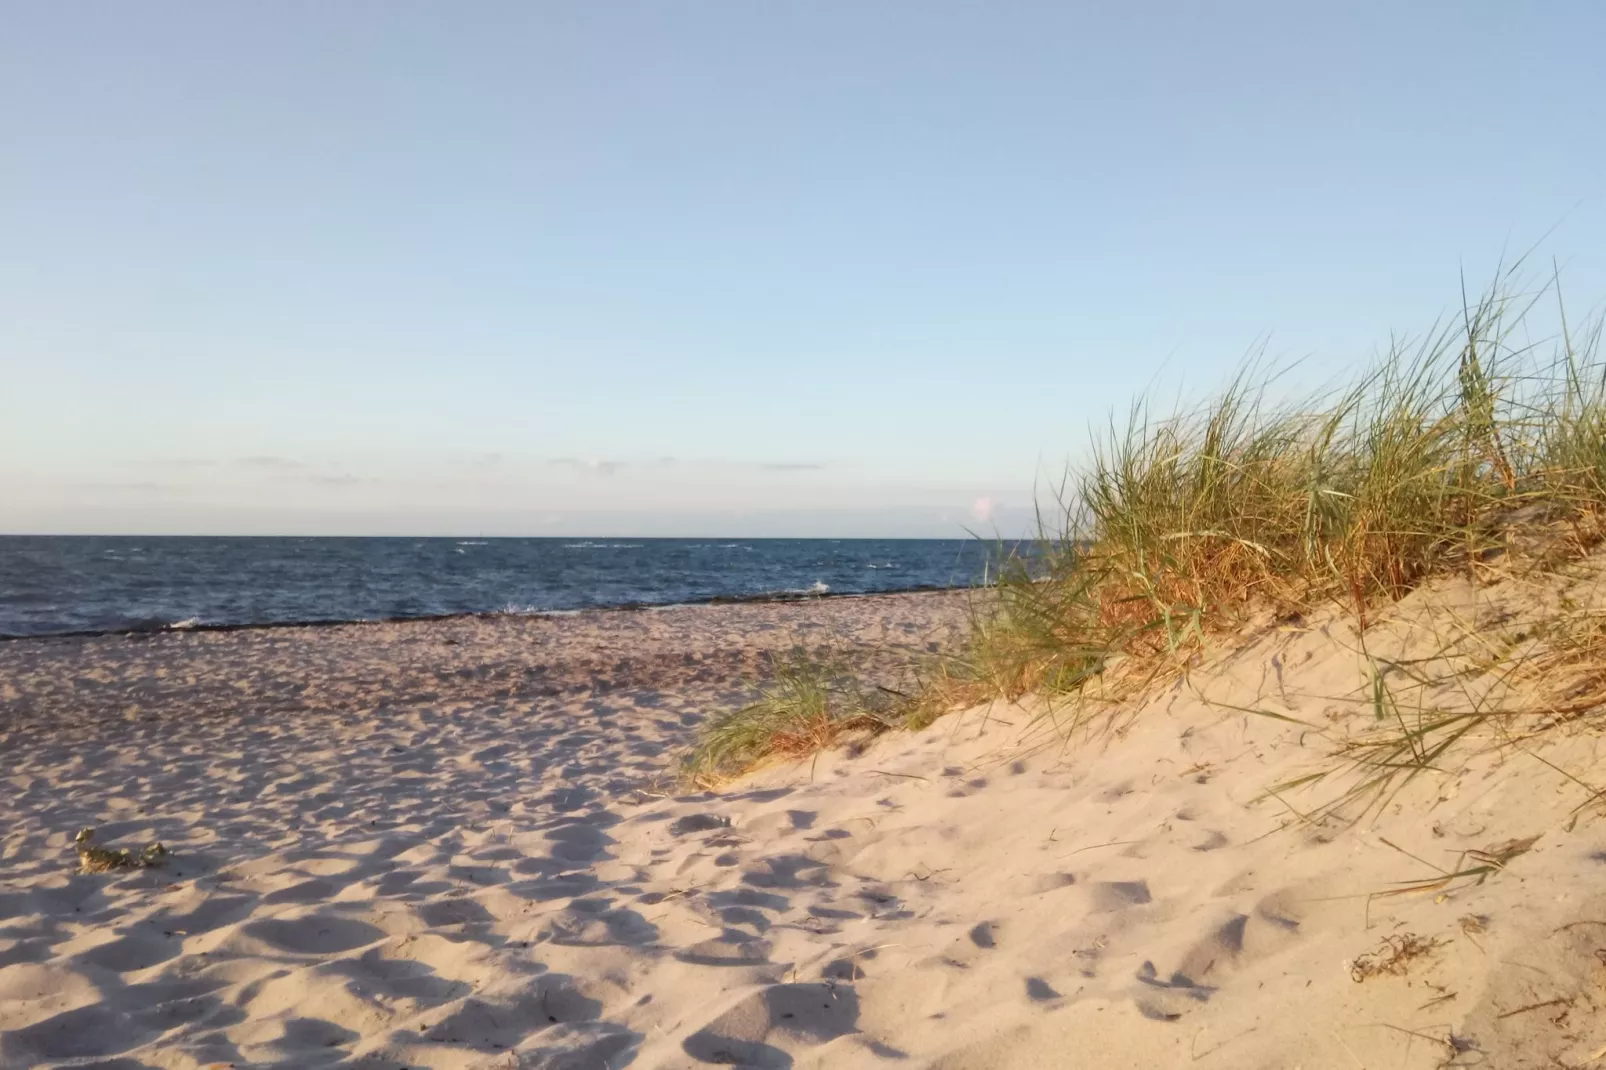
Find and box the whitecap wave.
[167,617,200,630]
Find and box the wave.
[0,582,965,641]
[0,536,993,639]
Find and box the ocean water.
[0,536,997,638]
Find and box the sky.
[3,2,1605,537]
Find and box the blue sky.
[3,2,1604,536]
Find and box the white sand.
[3,581,1605,1069]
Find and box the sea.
[0,536,1000,639]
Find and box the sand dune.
[3,581,1605,1068]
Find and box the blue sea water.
[0,536,997,638]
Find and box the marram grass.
[683,270,1606,784]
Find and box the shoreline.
[0,589,973,734]
[0,582,973,644]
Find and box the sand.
[3,579,1605,1069]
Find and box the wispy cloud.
[155,457,221,470]
[74,480,176,493]
[761,462,824,471]
[236,456,305,471]
[305,474,378,487]
[549,457,624,476]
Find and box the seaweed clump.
[74,827,168,874]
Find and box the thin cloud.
[305,474,377,487]
[73,480,175,493]
[236,456,305,471]
[155,457,221,470]
[761,462,825,471]
[549,458,623,476]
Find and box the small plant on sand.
[678,654,896,788]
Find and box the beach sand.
[3,581,1605,1069]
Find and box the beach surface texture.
[3,577,1605,1069]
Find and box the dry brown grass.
[1350,932,1445,982]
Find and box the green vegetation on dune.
[682,267,1606,786]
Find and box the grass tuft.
[973,269,1606,696]
[677,655,894,788]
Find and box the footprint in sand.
[418,978,602,1049]
[0,1003,144,1062]
[743,854,834,891]
[1025,976,1062,1002]
[1009,872,1077,896]
[417,896,498,929]
[671,813,731,836]
[822,947,883,981]
[244,916,385,955]
[1131,889,1310,1021]
[540,898,658,948]
[682,982,860,1068]
[545,822,611,862]
[331,948,471,1002]
[1090,880,1152,911]
[262,877,340,904]
[1133,958,1218,1021]
[675,934,773,967]
[74,932,180,972]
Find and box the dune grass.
[973,271,1606,691]
[681,267,1606,786]
[677,653,941,789]
[676,641,970,789]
